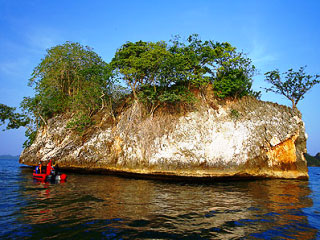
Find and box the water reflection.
[15,168,318,239]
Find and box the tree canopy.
[264,66,320,109]
[112,34,259,110]
[5,35,264,147]
[0,104,28,130]
[29,42,109,99]
[111,40,169,99]
[26,41,113,133]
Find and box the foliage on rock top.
[264,66,320,109]
[0,104,29,130]
[7,34,315,149]
[21,42,115,140]
[112,34,259,110]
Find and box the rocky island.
[3,35,311,180]
[20,95,308,180]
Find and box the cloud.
[248,40,277,66]
[0,58,29,77]
[25,27,63,53]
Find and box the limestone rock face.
[20,97,308,180]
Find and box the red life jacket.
[46,160,52,175]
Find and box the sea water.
[0,158,320,239]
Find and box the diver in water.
[54,163,60,175]
[34,161,43,174]
[35,165,39,174]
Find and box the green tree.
[165,35,258,99]
[264,66,320,109]
[111,40,169,99]
[0,104,29,130]
[112,34,259,112]
[30,42,108,99]
[161,34,213,91]
[27,41,113,133]
[210,43,257,98]
[0,103,33,147]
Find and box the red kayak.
[33,160,67,182]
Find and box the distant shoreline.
[0,155,19,160]
[305,153,320,167]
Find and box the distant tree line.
[0,34,319,147]
[304,153,320,167]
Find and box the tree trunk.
[291,99,296,109]
[132,88,138,99]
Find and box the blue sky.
[0,0,319,155]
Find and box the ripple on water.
[0,161,320,239]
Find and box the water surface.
[1,159,319,239]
